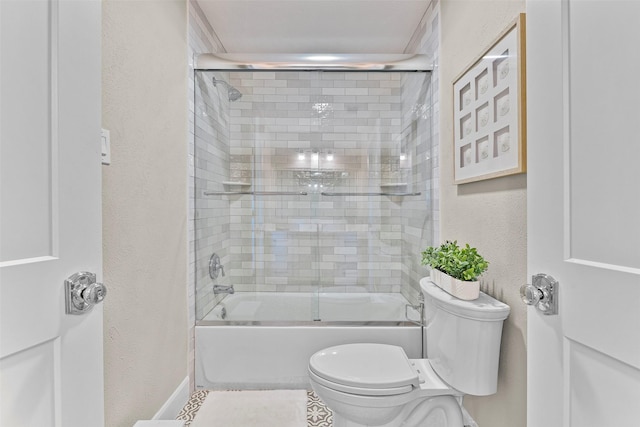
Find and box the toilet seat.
[309,366,414,396]
[309,343,420,396]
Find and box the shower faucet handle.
[209,253,225,279]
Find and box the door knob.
[520,273,558,315]
[82,281,107,305]
[65,272,107,315]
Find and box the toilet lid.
[309,343,419,391]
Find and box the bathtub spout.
[213,284,235,295]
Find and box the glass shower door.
[193,67,433,323]
[229,71,322,322]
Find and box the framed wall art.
[453,14,526,184]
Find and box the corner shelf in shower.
[379,183,408,188]
[222,181,252,187]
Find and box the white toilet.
[308,278,510,427]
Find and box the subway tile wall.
[193,71,232,320]
[399,73,434,302]
[193,71,432,299]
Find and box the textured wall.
[102,1,189,425]
[440,1,527,426]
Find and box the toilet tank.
[420,278,510,396]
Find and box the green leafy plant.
[421,240,489,282]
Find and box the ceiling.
[196,0,430,53]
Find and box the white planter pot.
[430,269,480,300]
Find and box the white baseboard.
[152,377,190,420]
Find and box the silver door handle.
[520,273,558,315]
[65,272,107,315]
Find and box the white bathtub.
[196,292,423,389]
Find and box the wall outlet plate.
[101,128,111,165]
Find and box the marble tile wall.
[203,71,432,294]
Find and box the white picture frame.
[453,14,526,184]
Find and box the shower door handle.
[65,272,107,315]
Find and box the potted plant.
[421,240,489,300]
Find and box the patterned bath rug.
[177,390,332,426]
[188,390,307,427]
[176,389,209,425]
[307,390,333,427]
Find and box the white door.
[527,0,640,425]
[0,0,104,426]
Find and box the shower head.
[212,77,243,102]
[227,87,243,102]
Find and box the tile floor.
[176,390,333,427]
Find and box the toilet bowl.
[308,278,510,427]
[309,343,464,427]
